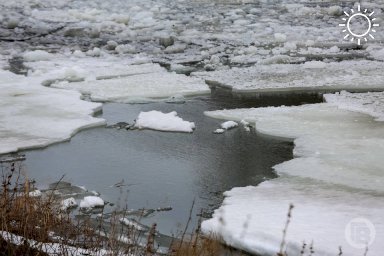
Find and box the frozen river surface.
[1,0,384,255]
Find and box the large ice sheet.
[24,53,209,103]
[203,102,384,255]
[0,70,105,155]
[324,91,384,121]
[26,54,159,82]
[51,70,209,103]
[193,61,384,92]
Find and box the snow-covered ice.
[1,0,384,254]
[23,50,53,62]
[61,197,78,211]
[220,121,238,130]
[23,52,208,103]
[79,196,104,208]
[52,70,209,103]
[213,128,225,134]
[203,100,384,256]
[120,218,146,231]
[29,190,42,197]
[193,60,384,92]
[134,110,195,133]
[0,69,105,155]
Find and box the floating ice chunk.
[303,61,326,69]
[23,50,53,62]
[111,14,130,25]
[274,33,286,43]
[240,120,249,126]
[115,44,136,54]
[328,46,340,53]
[120,218,146,231]
[61,197,78,210]
[328,6,342,16]
[240,119,251,132]
[134,110,195,133]
[6,18,19,29]
[106,40,118,50]
[164,44,186,54]
[260,55,302,65]
[79,196,104,208]
[221,121,238,130]
[72,50,85,58]
[29,190,42,197]
[159,36,174,48]
[283,41,297,51]
[170,64,196,74]
[86,47,101,57]
[41,66,88,84]
[213,128,225,134]
[209,55,220,65]
[370,47,384,61]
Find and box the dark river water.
[22,95,307,236]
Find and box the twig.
[278,203,294,256]
[178,199,195,252]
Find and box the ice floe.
[60,197,78,211]
[79,196,104,209]
[193,60,384,93]
[213,128,225,134]
[220,121,238,130]
[134,110,195,133]
[0,69,105,155]
[52,71,209,103]
[203,99,384,256]
[23,53,209,103]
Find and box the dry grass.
[0,159,146,255]
[0,158,247,256]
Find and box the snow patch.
[61,197,78,210]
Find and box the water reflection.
[23,96,305,235]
